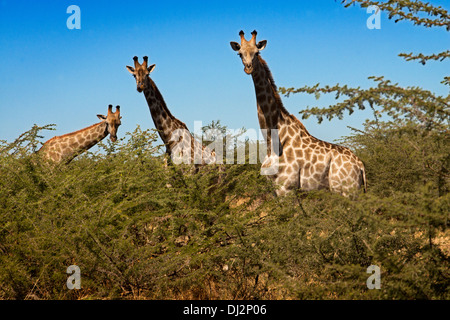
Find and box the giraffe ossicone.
[230,30,367,196]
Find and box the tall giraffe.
[230,30,366,196]
[126,56,216,169]
[39,105,122,164]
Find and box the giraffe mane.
[147,77,216,159]
[43,122,105,145]
[149,78,190,131]
[257,55,310,134]
[257,55,289,116]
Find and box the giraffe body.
[39,105,121,164]
[231,31,366,196]
[265,112,367,196]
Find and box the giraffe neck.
[142,76,190,151]
[141,76,216,165]
[40,121,108,163]
[251,55,311,154]
[76,121,109,150]
[251,55,289,155]
[251,55,289,131]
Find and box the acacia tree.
[277,2,449,297]
[279,0,449,195]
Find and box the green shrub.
[0,121,448,300]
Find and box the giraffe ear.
[147,64,156,73]
[230,42,240,51]
[97,114,106,120]
[257,40,267,51]
[126,66,135,74]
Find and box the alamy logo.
[366,5,381,30]
[66,5,81,30]
[366,265,381,289]
[67,265,81,290]
[168,122,281,175]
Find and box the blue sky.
[0,0,448,147]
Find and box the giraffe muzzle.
[244,66,253,74]
[137,82,145,92]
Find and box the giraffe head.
[230,30,267,74]
[97,104,122,142]
[126,56,156,92]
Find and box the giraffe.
[126,56,216,170]
[230,30,367,196]
[39,105,122,164]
